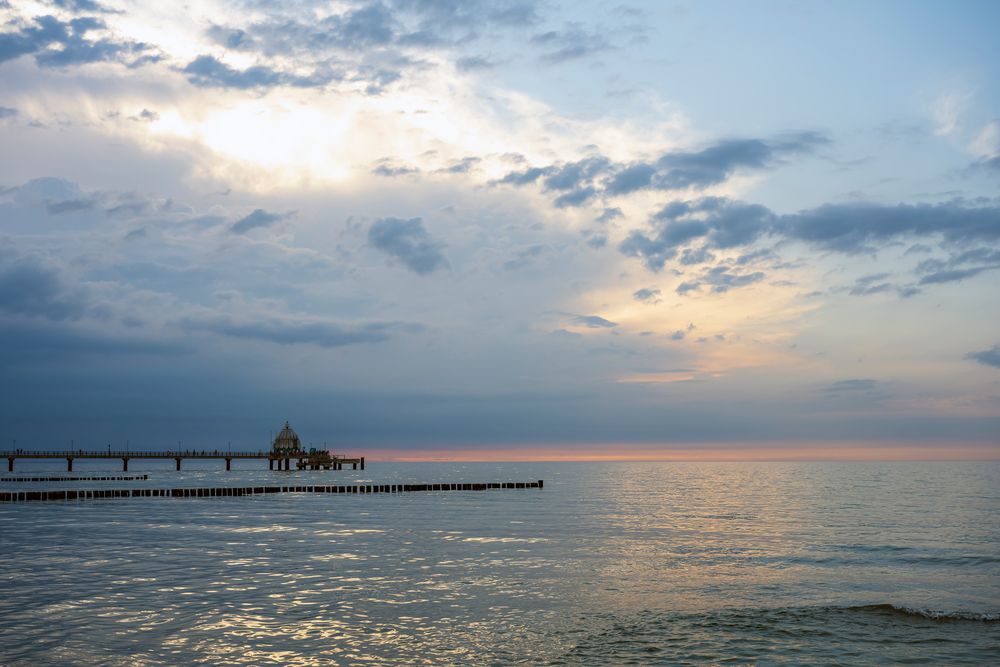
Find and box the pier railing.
[0,450,270,458]
[2,450,365,472]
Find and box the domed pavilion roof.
[273,421,302,452]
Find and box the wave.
[856,603,1000,622]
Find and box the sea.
[0,460,998,665]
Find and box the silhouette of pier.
[1,451,364,472]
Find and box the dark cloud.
[369,217,449,274]
[620,198,773,271]
[46,197,94,214]
[0,256,85,320]
[372,161,419,177]
[496,133,828,209]
[497,166,552,186]
[622,196,1000,273]
[675,266,765,295]
[572,314,617,328]
[554,186,596,208]
[179,316,422,348]
[655,133,828,190]
[0,321,185,368]
[455,55,494,71]
[0,106,18,119]
[848,272,892,296]
[914,247,1000,285]
[51,0,114,13]
[632,287,660,303]
[438,156,480,174]
[918,266,992,285]
[824,379,877,393]
[230,209,286,234]
[604,163,656,196]
[542,156,611,191]
[503,244,548,271]
[778,200,1000,253]
[969,155,1000,174]
[0,15,151,68]
[531,25,610,64]
[182,55,334,89]
[390,0,539,29]
[206,25,253,49]
[966,345,1000,369]
[680,246,715,265]
[596,207,622,224]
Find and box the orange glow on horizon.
[367,443,1000,463]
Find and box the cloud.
[778,200,1000,253]
[496,133,828,208]
[966,345,1000,369]
[182,55,333,89]
[503,244,548,271]
[572,314,617,328]
[824,379,877,393]
[654,132,828,190]
[497,166,553,186]
[368,217,449,274]
[438,156,481,174]
[390,0,539,30]
[604,163,656,196]
[0,15,151,68]
[0,255,85,320]
[675,266,766,295]
[230,209,286,234]
[621,196,1000,272]
[0,321,185,367]
[531,25,610,64]
[554,186,596,208]
[455,55,494,71]
[543,156,612,191]
[633,287,661,303]
[51,0,115,13]
[179,316,422,348]
[849,272,892,296]
[620,198,774,271]
[0,106,17,119]
[918,266,993,285]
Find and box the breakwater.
[0,480,543,502]
[1,475,150,482]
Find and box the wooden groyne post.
[0,480,544,502]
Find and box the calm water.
[1,460,998,665]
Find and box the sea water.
[0,460,997,665]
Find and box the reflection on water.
[1,461,998,665]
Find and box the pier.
[1,474,149,482]
[0,480,544,502]
[0,451,365,472]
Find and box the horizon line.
[369,444,1000,463]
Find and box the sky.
[1,0,998,459]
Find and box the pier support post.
[269,459,274,470]
[175,458,181,471]
[361,457,365,470]
[7,457,13,472]
[225,458,231,471]
[122,458,129,472]
[352,462,357,470]
[285,458,291,471]
[67,457,73,472]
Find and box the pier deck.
[0,451,365,472]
